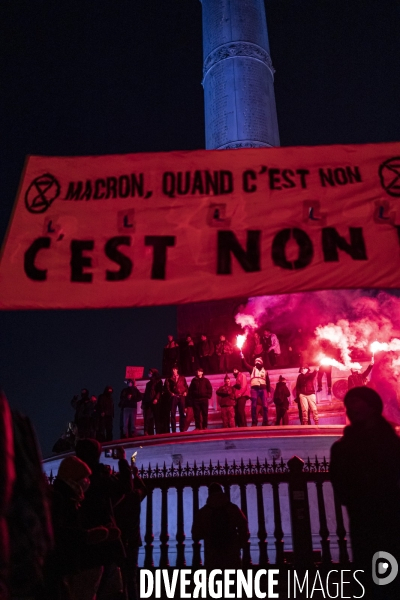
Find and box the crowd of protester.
[2,383,400,599]
[162,329,282,376]
[52,334,376,451]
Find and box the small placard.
[125,366,144,380]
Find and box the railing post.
[287,456,314,566]
[176,485,186,567]
[256,482,269,566]
[272,481,285,565]
[333,491,350,564]
[240,482,252,567]
[159,486,170,566]
[144,486,154,568]
[192,485,202,567]
[315,479,332,564]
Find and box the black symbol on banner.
[379,157,400,197]
[25,173,60,213]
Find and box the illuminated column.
[200,0,280,149]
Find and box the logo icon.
[25,173,60,214]
[372,551,398,586]
[379,157,400,197]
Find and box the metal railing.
[135,455,350,567]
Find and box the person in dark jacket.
[216,375,236,428]
[273,375,291,425]
[180,334,197,376]
[164,366,188,433]
[330,387,400,579]
[71,389,96,439]
[114,460,147,600]
[119,380,142,438]
[197,334,214,375]
[142,369,163,435]
[43,456,109,600]
[96,386,114,441]
[296,366,318,425]
[191,483,249,569]
[347,358,374,389]
[162,335,179,378]
[232,368,249,427]
[188,368,213,430]
[241,354,271,426]
[215,335,234,373]
[75,439,132,597]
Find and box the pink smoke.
[235,290,400,423]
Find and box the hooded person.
[96,386,114,441]
[330,387,400,576]
[347,357,374,390]
[273,375,291,425]
[74,440,132,569]
[142,368,163,435]
[42,456,109,600]
[71,389,96,439]
[191,483,249,570]
[241,353,271,426]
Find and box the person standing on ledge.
[273,375,291,425]
[241,353,271,426]
[215,334,234,373]
[216,374,236,428]
[188,367,213,430]
[261,328,281,368]
[232,367,249,427]
[296,366,318,425]
[164,365,188,433]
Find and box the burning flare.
[318,355,362,371]
[370,339,400,354]
[236,334,246,350]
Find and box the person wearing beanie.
[216,374,236,428]
[57,455,92,497]
[330,387,400,571]
[192,482,249,569]
[273,375,291,425]
[240,353,271,426]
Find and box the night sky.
[1,0,400,455]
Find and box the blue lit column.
[201,0,280,149]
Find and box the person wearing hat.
[188,367,213,430]
[241,353,271,426]
[330,387,400,574]
[273,375,291,425]
[216,374,236,428]
[347,356,374,390]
